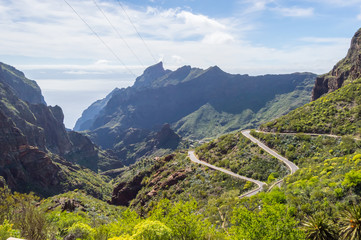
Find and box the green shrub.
[68,222,95,240]
[132,220,172,240]
[352,154,361,161]
[109,235,133,240]
[0,220,20,240]
[342,170,361,188]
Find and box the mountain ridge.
[75,64,316,145]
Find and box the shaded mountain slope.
[76,62,316,152]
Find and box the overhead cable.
[92,0,145,68]
[116,0,158,63]
[63,0,137,77]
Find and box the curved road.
[188,151,266,198]
[255,130,360,141]
[241,130,299,174]
[188,130,359,198]
[188,129,303,198]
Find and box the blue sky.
[0,0,360,128]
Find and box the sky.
[0,0,361,128]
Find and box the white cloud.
[300,37,350,44]
[202,32,235,44]
[310,0,361,7]
[0,0,354,128]
[273,7,314,17]
[171,55,184,64]
[240,0,275,14]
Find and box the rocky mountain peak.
[312,28,361,100]
[346,28,361,60]
[133,62,170,89]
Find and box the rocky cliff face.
[110,154,188,206]
[0,62,122,196]
[0,110,63,195]
[312,28,361,100]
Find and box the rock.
[0,109,63,194]
[155,124,181,149]
[63,234,76,240]
[159,170,188,189]
[133,62,171,89]
[111,172,148,206]
[312,28,361,100]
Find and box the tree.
[14,194,49,240]
[149,199,219,240]
[132,220,172,240]
[301,214,337,240]
[339,205,361,240]
[231,203,305,240]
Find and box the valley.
[1,24,361,240]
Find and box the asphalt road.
[188,130,356,198]
[241,130,299,174]
[188,150,266,198]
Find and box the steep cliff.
[0,63,121,171]
[0,109,63,195]
[0,62,46,105]
[0,62,116,197]
[76,63,316,144]
[312,28,361,100]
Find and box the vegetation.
[261,78,361,137]
[250,131,360,166]
[112,152,252,215]
[195,132,289,182]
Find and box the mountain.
[312,28,361,100]
[0,62,118,197]
[75,63,316,159]
[74,88,120,131]
[261,29,361,137]
[0,62,46,105]
[87,123,181,167]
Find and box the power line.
[63,0,137,77]
[92,0,145,68]
[116,0,158,63]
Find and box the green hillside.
[261,78,361,137]
[195,132,288,182]
[110,152,252,212]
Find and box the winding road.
[188,129,302,198]
[241,130,299,174]
[188,151,266,197]
[188,129,360,198]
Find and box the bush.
[68,222,95,240]
[0,220,20,240]
[342,170,361,188]
[352,154,361,161]
[132,220,172,240]
[15,198,49,240]
[109,235,133,240]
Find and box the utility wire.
[63,0,137,77]
[92,0,145,68]
[116,0,158,63]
